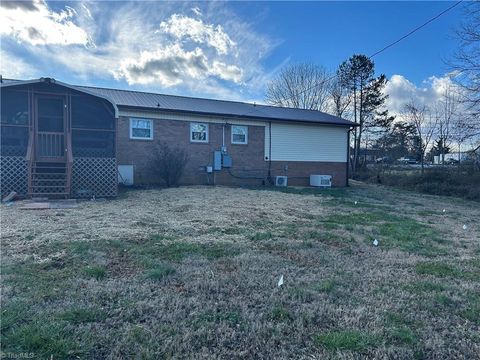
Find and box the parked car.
[397,157,417,165]
[445,158,459,165]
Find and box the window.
[190,122,208,143]
[130,118,153,140]
[231,125,248,144]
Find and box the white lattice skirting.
[72,157,117,197]
[0,156,117,198]
[0,156,28,197]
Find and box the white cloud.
[385,74,462,116]
[0,50,38,78]
[159,14,236,55]
[0,1,277,101]
[210,61,243,83]
[116,45,208,86]
[0,0,92,46]
[115,46,244,87]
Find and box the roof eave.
[117,105,358,127]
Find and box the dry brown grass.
[1,183,479,359]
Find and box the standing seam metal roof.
[1,78,356,126]
[78,86,356,126]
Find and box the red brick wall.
[117,117,347,187]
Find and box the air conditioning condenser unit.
[310,174,332,187]
[275,176,288,187]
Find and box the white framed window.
[130,118,153,140]
[231,125,248,144]
[190,122,209,143]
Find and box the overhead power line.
[369,0,463,59]
[274,0,464,105]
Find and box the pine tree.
[432,138,451,164]
[337,55,394,176]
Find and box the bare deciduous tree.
[402,100,438,174]
[435,85,459,165]
[450,2,480,117]
[265,63,332,112]
[329,77,352,117]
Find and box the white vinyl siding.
[264,123,348,162]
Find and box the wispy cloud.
[0,1,277,101]
[191,6,202,17]
[0,50,38,78]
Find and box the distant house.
[0,77,357,198]
[356,147,382,164]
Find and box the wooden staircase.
[29,162,71,198]
[25,94,74,199]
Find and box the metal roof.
[79,86,356,126]
[1,78,119,117]
[1,78,356,126]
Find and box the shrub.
[152,144,189,187]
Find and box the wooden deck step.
[28,159,71,198]
[29,193,70,197]
[32,173,67,177]
[32,178,67,182]
[33,165,67,169]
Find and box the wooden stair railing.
[26,130,35,195]
[65,133,73,197]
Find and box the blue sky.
[0,1,466,111]
[257,1,461,83]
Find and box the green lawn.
[1,183,479,359]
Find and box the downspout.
[268,121,272,184]
[346,128,352,187]
[222,121,226,153]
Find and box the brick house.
[0,77,356,198]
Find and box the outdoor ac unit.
[310,175,332,187]
[275,176,288,187]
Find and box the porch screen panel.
[72,130,114,158]
[71,94,115,159]
[0,89,29,156]
[0,126,29,156]
[72,95,115,130]
[1,90,29,125]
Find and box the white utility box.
[118,165,134,185]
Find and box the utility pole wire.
[274,1,464,105]
[369,1,463,59]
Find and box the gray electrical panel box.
[213,151,222,171]
[222,154,232,168]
